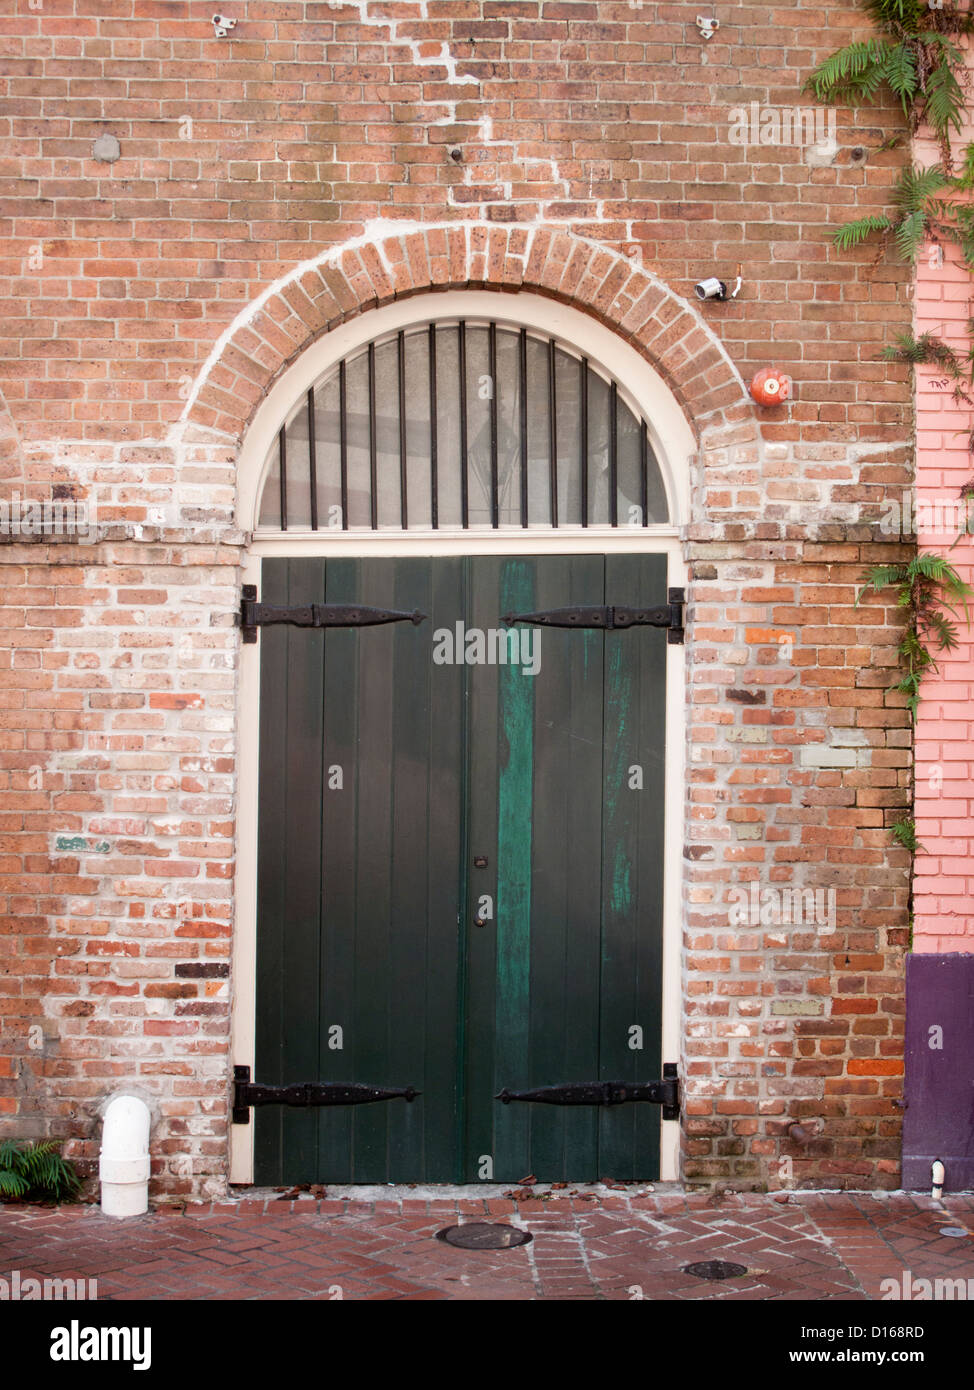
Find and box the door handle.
[473,915,488,928]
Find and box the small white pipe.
[932,1159,945,1202]
[99,1095,151,1218]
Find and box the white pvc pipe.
[932,1159,945,1202]
[99,1095,151,1218]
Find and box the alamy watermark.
[882,1269,974,1300]
[0,490,95,541]
[728,102,836,149]
[432,622,541,676]
[50,1320,150,1371]
[729,881,837,929]
[879,489,974,538]
[1,1268,97,1300]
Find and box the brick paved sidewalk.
[1,1190,972,1301]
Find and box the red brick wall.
[686,538,912,1186]
[0,1,915,1195]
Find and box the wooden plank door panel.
[254,558,325,1184]
[254,552,667,1185]
[255,556,464,1184]
[464,554,666,1182]
[597,553,667,1181]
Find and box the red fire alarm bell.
[749,367,792,407]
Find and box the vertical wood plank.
[526,554,603,1179]
[254,558,324,1183]
[598,553,666,1179]
[491,558,536,1179]
[462,555,502,1181]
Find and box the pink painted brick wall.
[912,122,974,952]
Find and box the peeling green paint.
[55,835,111,853]
[495,560,534,1075]
[610,843,632,915]
[604,639,634,916]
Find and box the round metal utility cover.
[436,1223,532,1250]
[683,1259,748,1281]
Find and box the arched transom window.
[256,319,670,532]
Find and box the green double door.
[253,554,668,1184]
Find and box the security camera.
[212,14,237,37]
[695,277,728,301]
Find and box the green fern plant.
[857,553,973,720]
[832,160,974,263]
[0,1140,81,1202]
[891,817,923,853]
[805,0,974,167]
[881,327,970,382]
[881,327,974,449]
[810,6,974,874]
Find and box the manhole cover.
[939,1226,969,1238]
[436,1223,532,1250]
[683,1259,748,1281]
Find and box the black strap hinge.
[504,590,685,644]
[232,1066,420,1123]
[240,585,426,643]
[495,1064,679,1119]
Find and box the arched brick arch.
[183,224,751,445]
